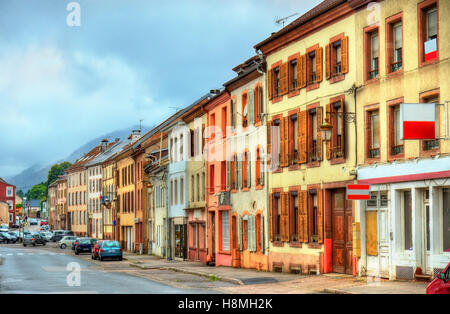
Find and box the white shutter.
[249,89,255,125]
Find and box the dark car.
[7,232,18,243]
[23,233,46,246]
[52,230,74,242]
[0,232,13,243]
[426,262,450,294]
[74,238,97,255]
[91,240,104,260]
[98,240,122,261]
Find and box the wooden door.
[332,189,353,274]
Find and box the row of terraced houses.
[47,0,450,281]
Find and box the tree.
[26,183,47,201]
[17,189,24,198]
[47,162,72,187]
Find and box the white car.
[59,236,77,249]
[40,231,53,241]
[0,224,9,232]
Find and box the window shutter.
[226,160,231,191]
[317,106,323,161]
[284,116,289,167]
[238,214,242,251]
[230,99,235,129]
[246,151,251,188]
[238,155,242,190]
[280,192,289,242]
[266,121,272,169]
[326,103,332,160]
[340,100,346,158]
[269,194,273,242]
[249,89,255,125]
[298,110,307,164]
[280,117,286,167]
[316,47,323,83]
[267,69,273,100]
[325,43,331,80]
[341,36,349,74]
[260,148,265,186]
[301,54,307,88]
[260,214,264,253]
[280,62,289,96]
[318,189,323,244]
[251,215,256,252]
[259,85,264,117]
[298,190,308,243]
[234,155,238,190]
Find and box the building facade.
[47,181,57,230]
[0,178,16,226]
[353,0,450,280]
[56,175,67,230]
[255,0,358,274]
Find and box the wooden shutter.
[298,54,307,88]
[238,214,242,251]
[341,36,349,74]
[317,106,323,161]
[234,155,239,190]
[340,100,346,158]
[298,110,307,164]
[260,148,265,186]
[269,194,273,242]
[279,117,285,167]
[316,47,323,83]
[226,160,231,191]
[280,62,289,96]
[318,189,323,244]
[326,103,332,160]
[298,190,308,243]
[267,69,273,100]
[238,154,242,190]
[247,151,251,188]
[280,192,290,242]
[249,89,255,125]
[325,43,331,80]
[284,117,289,167]
[260,214,264,253]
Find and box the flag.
[400,103,437,140]
[424,38,437,62]
[347,185,370,200]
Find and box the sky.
[0,0,322,178]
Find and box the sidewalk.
[123,252,428,294]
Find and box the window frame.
[364,104,381,163]
[418,0,439,67]
[387,97,405,160]
[364,24,380,83]
[386,12,404,75]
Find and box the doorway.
[332,189,353,274]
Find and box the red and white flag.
[347,185,370,200]
[424,38,438,62]
[400,103,437,140]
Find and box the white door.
[378,206,390,278]
[422,189,432,275]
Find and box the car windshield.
[79,239,91,244]
[103,241,120,248]
[25,234,32,238]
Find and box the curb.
[129,262,244,285]
[322,288,354,294]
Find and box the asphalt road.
[0,244,214,294]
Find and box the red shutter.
[298,110,307,164]
[280,192,290,242]
[325,43,331,80]
[342,36,349,74]
[301,54,307,88]
[316,47,323,83]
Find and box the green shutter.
[249,89,255,125]
[260,149,265,186]
[238,155,242,190]
[230,99,235,128]
[247,151,251,188]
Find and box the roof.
[223,55,264,88]
[66,142,114,173]
[0,177,13,186]
[254,0,347,50]
[85,140,130,167]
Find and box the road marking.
[7,253,13,256]
[28,253,34,255]
[17,253,23,255]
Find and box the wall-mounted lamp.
[320,117,333,142]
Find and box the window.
[365,108,380,159]
[231,154,236,190]
[308,109,318,162]
[273,67,280,98]
[170,180,173,205]
[242,217,248,250]
[180,177,184,204]
[222,107,227,138]
[255,149,261,186]
[308,51,317,84]
[419,2,438,64]
[6,186,13,197]
[403,191,412,251]
[290,192,299,242]
[242,93,248,128]
[273,193,281,241]
[242,151,248,188]
[221,211,230,251]
[370,32,379,79]
[289,59,298,91]
[393,22,402,71]
[220,161,226,191]
[333,41,342,76]
[202,172,205,200]
[254,85,263,123]
[191,175,194,202]
[289,114,298,165]
[309,191,319,243]
[210,114,215,141]
[209,165,215,194]
[230,99,235,129]
[196,174,200,202]
[421,94,440,152]
[272,119,281,169]
[329,100,345,159]
[174,179,178,205]
[388,102,404,157]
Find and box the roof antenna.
[275,13,300,28]
[139,119,144,131]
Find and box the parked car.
[40,231,53,242]
[0,224,9,232]
[0,231,16,243]
[12,230,30,242]
[23,233,46,246]
[71,238,79,250]
[52,230,74,242]
[11,221,20,228]
[91,240,104,260]
[98,240,122,261]
[40,220,48,226]
[7,231,18,242]
[426,262,450,294]
[59,236,77,249]
[29,219,38,225]
[74,238,97,255]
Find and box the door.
[210,212,215,262]
[422,189,432,275]
[378,206,390,278]
[332,189,353,274]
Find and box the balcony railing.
[289,150,299,166]
[309,73,317,85]
[391,145,404,156]
[334,63,342,76]
[218,191,230,206]
[309,140,318,162]
[369,148,380,158]
[291,80,298,91]
[391,61,402,72]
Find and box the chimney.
[101,138,108,152]
[130,130,141,142]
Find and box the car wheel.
[75,251,79,255]
[23,243,26,247]
[42,242,46,246]
[61,244,66,249]
[118,256,122,261]
[100,256,103,261]
[33,243,36,247]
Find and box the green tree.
[26,183,47,201]
[16,189,24,198]
[47,162,71,187]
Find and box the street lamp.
[320,117,333,142]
